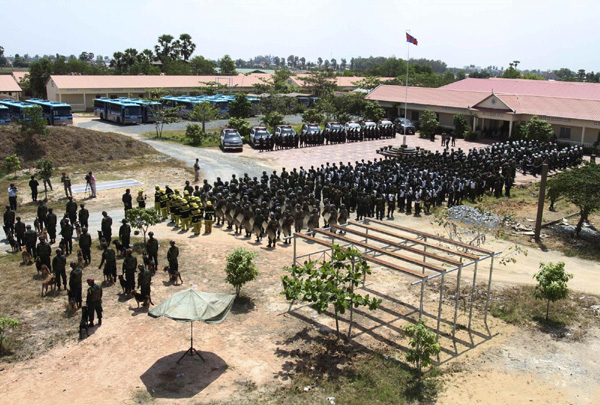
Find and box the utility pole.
[534,162,549,241]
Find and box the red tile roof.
[0,75,22,92]
[291,75,395,88]
[48,74,273,90]
[442,78,600,100]
[367,84,600,122]
[11,71,28,83]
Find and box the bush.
[225,248,258,297]
[4,155,21,177]
[453,114,467,138]
[463,125,476,141]
[302,109,324,125]
[184,123,205,145]
[227,117,252,137]
[419,110,438,138]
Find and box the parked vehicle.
[220,128,244,151]
[394,117,416,135]
[24,98,72,125]
[249,126,271,148]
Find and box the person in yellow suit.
[160,190,169,220]
[180,200,190,231]
[204,201,215,233]
[191,203,202,235]
[154,185,161,211]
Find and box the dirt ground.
[1,133,599,404]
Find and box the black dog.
[6,233,19,252]
[79,306,89,340]
[118,274,127,294]
[112,239,124,256]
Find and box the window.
[411,111,419,122]
[559,127,571,139]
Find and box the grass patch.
[490,285,599,340]
[142,130,220,148]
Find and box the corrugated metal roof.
[442,78,600,100]
[0,75,23,92]
[291,75,395,88]
[48,73,273,90]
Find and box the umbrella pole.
[177,321,205,363]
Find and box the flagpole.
[403,31,410,147]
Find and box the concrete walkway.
[71,179,143,194]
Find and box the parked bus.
[160,96,198,119]
[93,98,142,124]
[117,98,161,123]
[25,98,73,125]
[0,99,36,121]
[0,105,10,125]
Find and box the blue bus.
[25,98,73,125]
[0,99,36,121]
[161,94,261,119]
[0,105,10,125]
[117,98,161,123]
[93,98,142,124]
[160,96,204,119]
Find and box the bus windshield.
[53,107,71,116]
[124,107,141,116]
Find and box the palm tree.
[178,33,196,61]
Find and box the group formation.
[256,122,396,151]
[156,139,584,247]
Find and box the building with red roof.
[366,78,600,146]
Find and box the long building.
[366,78,600,146]
[0,75,22,100]
[46,74,273,111]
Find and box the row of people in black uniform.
[256,123,396,151]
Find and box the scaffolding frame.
[290,218,501,341]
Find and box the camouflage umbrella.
[149,288,235,363]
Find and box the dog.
[163,266,183,285]
[74,221,82,238]
[34,218,42,234]
[112,239,125,256]
[40,263,51,278]
[143,253,156,276]
[58,238,68,255]
[76,249,85,268]
[118,274,128,294]
[132,290,154,308]
[42,273,56,296]
[67,289,77,312]
[7,233,19,252]
[79,306,89,340]
[21,248,33,265]
[35,257,43,274]
[40,227,48,242]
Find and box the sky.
[1,0,599,72]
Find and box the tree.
[547,163,600,236]
[403,319,441,378]
[260,111,285,132]
[28,58,53,97]
[149,105,181,138]
[21,105,48,136]
[453,114,468,138]
[302,109,323,125]
[185,123,205,145]
[419,110,439,138]
[281,246,381,339]
[35,158,54,200]
[178,33,196,61]
[155,34,175,62]
[4,155,21,178]
[340,58,347,71]
[189,56,217,75]
[456,70,466,80]
[301,69,338,97]
[227,117,252,138]
[219,54,237,75]
[190,102,218,133]
[229,93,252,118]
[317,57,323,67]
[502,66,521,79]
[125,208,161,245]
[533,262,573,321]
[352,76,381,90]
[363,101,386,121]
[0,317,19,353]
[524,116,554,142]
[225,248,258,297]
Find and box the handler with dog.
[86,278,102,327]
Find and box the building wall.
[0,91,21,100]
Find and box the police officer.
[3,205,15,237]
[37,201,48,230]
[46,208,57,244]
[29,175,39,202]
[122,189,133,214]
[99,243,117,283]
[60,219,74,255]
[79,227,92,265]
[119,219,131,250]
[86,278,102,327]
[37,236,52,270]
[14,216,25,248]
[65,196,78,225]
[78,204,89,230]
[52,248,67,290]
[167,240,179,275]
[137,264,152,303]
[101,211,112,242]
[24,225,37,258]
[146,231,159,268]
[69,261,83,308]
[122,248,137,294]
[61,172,72,199]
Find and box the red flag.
[406,33,418,46]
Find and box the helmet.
[207,201,212,206]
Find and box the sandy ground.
[1,124,599,404]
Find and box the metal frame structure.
[290,218,501,341]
